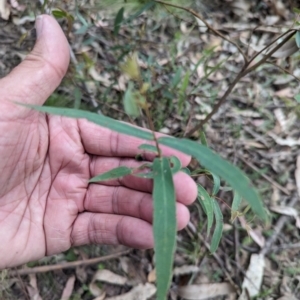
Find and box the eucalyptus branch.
[244,30,296,75]
[185,30,296,136]
[246,29,296,67]
[154,0,248,64]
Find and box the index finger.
[79,119,191,166]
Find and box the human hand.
[0,15,197,269]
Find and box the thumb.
[0,15,70,114]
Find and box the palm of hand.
[0,15,196,269]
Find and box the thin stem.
[144,104,162,157]
[246,29,295,67]
[243,30,296,75]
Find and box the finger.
[0,15,70,117]
[90,156,198,204]
[84,185,190,229]
[71,213,154,249]
[79,119,191,166]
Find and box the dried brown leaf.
[0,0,10,20]
[241,254,265,297]
[27,274,42,300]
[178,283,235,300]
[61,275,76,300]
[89,282,105,298]
[93,269,128,286]
[268,132,300,147]
[106,283,156,300]
[173,265,200,276]
[147,269,156,283]
[270,206,298,217]
[239,216,265,248]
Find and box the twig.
[245,29,295,69]
[233,221,241,282]
[266,61,300,83]
[270,242,300,252]
[260,195,298,255]
[8,250,131,277]
[238,156,290,196]
[244,30,296,75]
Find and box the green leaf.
[124,82,140,118]
[89,166,132,182]
[293,7,300,14]
[126,1,156,22]
[153,157,176,300]
[158,137,267,221]
[181,167,191,175]
[210,199,223,253]
[114,7,125,35]
[169,156,182,174]
[231,191,243,213]
[171,68,182,88]
[200,131,208,146]
[52,8,68,19]
[138,144,159,154]
[211,173,221,196]
[197,184,214,236]
[180,71,190,93]
[24,105,154,141]
[295,94,300,103]
[296,31,300,48]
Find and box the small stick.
[8,250,131,277]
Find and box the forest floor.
[1,0,300,299]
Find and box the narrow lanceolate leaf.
[197,184,214,236]
[24,105,154,141]
[126,1,156,22]
[169,156,182,175]
[210,199,223,253]
[211,173,221,196]
[52,8,68,19]
[158,137,267,221]
[114,7,125,35]
[138,144,159,154]
[89,166,132,182]
[153,157,176,300]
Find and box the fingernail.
[35,15,44,38]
